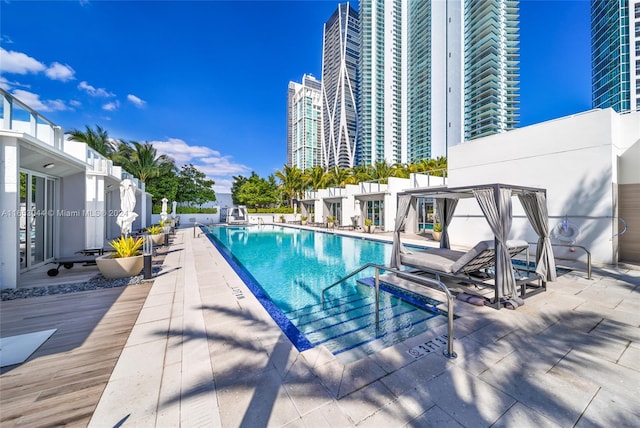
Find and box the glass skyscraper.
[321,3,360,169]
[592,0,640,112]
[464,0,520,140]
[287,74,323,170]
[357,0,520,165]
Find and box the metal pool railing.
[321,263,457,359]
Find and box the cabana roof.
[398,183,547,199]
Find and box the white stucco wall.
[0,137,20,288]
[447,108,639,265]
[58,172,86,258]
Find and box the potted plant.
[301,215,308,225]
[364,218,375,233]
[280,214,286,223]
[432,222,443,241]
[96,236,144,279]
[146,224,164,245]
[327,216,336,228]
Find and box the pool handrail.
[321,263,457,359]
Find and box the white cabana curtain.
[518,192,557,282]
[473,188,517,299]
[390,195,412,268]
[435,198,459,249]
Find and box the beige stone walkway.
[90,228,640,427]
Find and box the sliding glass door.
[20,171,56,270]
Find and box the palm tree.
[275,165,304,208]
[303,166,328,191]
[67,125,114,157]
[123,141,174,184]
[326,166,354,187]
[352,164,373,183]
[109,141,133,167]
[370,161,394,183]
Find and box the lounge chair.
[400,239,543,308]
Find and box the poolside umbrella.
[172,201,177,219]
[160,197,168,222]
[116,179,138,237]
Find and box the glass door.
[20,171,55,270]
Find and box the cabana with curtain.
[390,183,556,309]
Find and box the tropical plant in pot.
[432,222,443,241]
[96,236,145,279]
[146,224,164,245]
[326,216,336,228]
[280,214,286,223]
[364,218,375,233]
[301,215,308,225]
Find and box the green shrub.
[109,236,143,258]
[146,225,163,234]
[433,222,442,232]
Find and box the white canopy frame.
[391,183,556,303]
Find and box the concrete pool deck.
[83,226,640,427]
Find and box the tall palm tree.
[326,166,354,187]
[275,165,304,208]
[123,141,174,184]
[303,166,328,191]
[67,125,114,157]
[352,164,373,182]
[370,161,394,183]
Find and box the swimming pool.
[204,225,448,357]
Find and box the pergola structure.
[391,183,557,305]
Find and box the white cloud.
[11,89,69,112]
[69,99,82,107]
[78,80,115,97]
[127,93,146,108]
[45,62,75,82]
[212,178,233,194]
[102,100,119,111]
[0,47,45,74]
[150,138,251,193]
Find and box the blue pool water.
[204,225,447,356]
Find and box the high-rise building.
[464,0,520,140]
[357,0,520,164]
[358,0,406,165]
[321,2,360,169]
[287,74,323,170]
[592,0,640,112]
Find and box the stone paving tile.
[379,351,449,398]
[618,344,640,371]
[425,365,516,428]
[574,387,640,427]
[550,348,640,400]
[449,335,516,376]
[408,405,464,427]
[356,386,433,427]
[335,380,395,425]
[478,352,598,426]
[216,368,300,428]
[124,317,171,347]
[491,402,561,427]
[299,401,356,427]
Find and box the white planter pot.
[151,233,164,245]
[96,254,144,279]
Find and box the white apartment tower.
[321,2,360,168]
[287,74,323,170]
[358,0,519,164]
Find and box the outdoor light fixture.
[43,163,55,169]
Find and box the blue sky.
[1,0,591,193]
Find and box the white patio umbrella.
[160,197,168,222]
[171,201,177,219]
[116,179,138,236]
